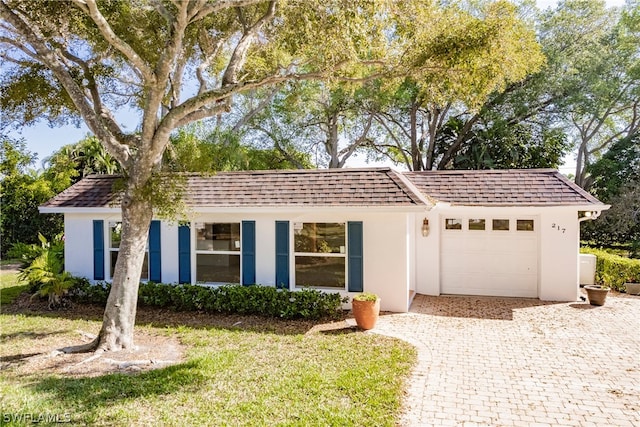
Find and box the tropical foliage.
[17,233,74,308]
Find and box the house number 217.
[551,223,566,234]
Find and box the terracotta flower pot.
[352,297,380,330]
[585,285,609,306]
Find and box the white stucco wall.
[415,209,441,296]
[187,211,414,312]
[539,208,581,301]
[63,209,416,312]
[62,203,585,312]
[415,205,582,302]
[64,214,95,278]
[160,221,179,284]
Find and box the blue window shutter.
[275,221,289,289]
[241,221,256,286]
[178,224,191,284]
[149,220,161,282]
[348,221,364,292]
[93,220,105,280]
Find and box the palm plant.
[18,234,73,309]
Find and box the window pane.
[110,223,122,248]
[196,254,240,283]
[196,223,241,251]
[294,223,345,253]
[492,219,510,231]
[517,219,534,231]
[445,219,462,230]
[295,256,345,288]
[111,251,148,280]
[468,219,485,230]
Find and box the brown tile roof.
[41,168,426,209]
[41,168,605,210]
[404,169,604,206]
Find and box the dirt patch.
[2,292,349,378]
[1,330,184,378]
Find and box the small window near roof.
[445,219,462,230]
[492,219,510,231]
[517,219,534,231]
[468,219,485,230]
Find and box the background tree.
[164,126,312,172]
[368,0,545,170]
[582,134,640,255]
[0,136,63,256]
[245,81,378,168]
[551,0,640,188]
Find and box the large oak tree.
[0,0,388,352]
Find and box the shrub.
[581,247,640,292]
[71,281,347,319]
[6,242,44,267]
[352,292,379,302]
[18,234,71,308]
[68,279,111,304]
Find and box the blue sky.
[5,0,627,173]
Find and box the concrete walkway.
[374,294,640,426]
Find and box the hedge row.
[581,247,640,292]
[69,280,347,320]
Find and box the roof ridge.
[184,167,393,176]
[550,170,603,205]
[391,170,435,207]
[405,168,558,174]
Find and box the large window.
[109,222,149,280]
[294,222,346,289]
[195,222,241,284]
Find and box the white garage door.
[441,217,538,297]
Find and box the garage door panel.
[464,257,490,273]
[441,218,538,298]
[464,237,490,252]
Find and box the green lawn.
[0,275,416,426]
[1,268,28,305]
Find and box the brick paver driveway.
[374,294,640,426]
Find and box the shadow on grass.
[1,352,42,363]
[3,301,341,336]
[0,330,70,343]
[30,359,208,419]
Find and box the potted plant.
[625,276,640,295]
[584,283,610,306]
[351,293,380,330]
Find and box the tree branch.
[70,0,154,83]
[190,0,268,23]
[221,1,277,86]
[0,1,131,168]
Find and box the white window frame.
[194,222,241,285]
[293,222,348,290]
[108,221,149,281]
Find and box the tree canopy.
[1,0,601,352]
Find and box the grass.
[0,275,416,426]
[1,269,29,305]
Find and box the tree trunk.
[326,112,340,168]
[410,103,421,171]
[95,192,153,352]
[575,142,586,188]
